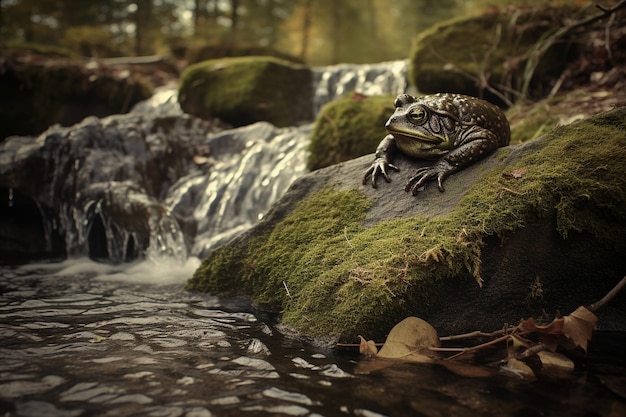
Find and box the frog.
[363,93,510,195]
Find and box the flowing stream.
[1,60,624,416]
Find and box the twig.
[587,274,626,312]
[282,280,291,298]
[520,0,626,98]
[516,342,549,360]
[344,226,353,248]
[444,334,513,360]
[336,342,384,347]
[439,326,516,341]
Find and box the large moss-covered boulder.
[307,93,394,171]
[178,56,313,127]
[410,8,579,104]
[188,108,626,343]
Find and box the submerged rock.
[188,108,626,342]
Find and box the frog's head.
[385,94,455,158]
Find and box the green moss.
[185,42,302,65]
[307,94,395,171]
[178,56,312,127]
[507,101,560,144]
[410,8,578,104]
[189,108,626,341]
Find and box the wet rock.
[189,107,626,341]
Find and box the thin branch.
[587,274,626,312]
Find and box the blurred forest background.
[0,0,579,65]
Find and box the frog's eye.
[408,107,427,125]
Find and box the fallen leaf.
[519,306,597,352]
[537,351,575,373]
[501,358,536,380]
[358,335,378,357]
[562,306,597,351]
[377,317,440,363]
[502,167,528,179]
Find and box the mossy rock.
[178,56,313,127]
[188,108,626,343]
[307,93,395,171]
[185,42,303,65]
[410,7,579,105]
[0,56,152,140]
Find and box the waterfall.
[0,61,409,264]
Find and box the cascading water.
[0,60,409,266]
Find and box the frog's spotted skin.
[363,93,510,195]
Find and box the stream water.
[1,60,625,416]
[1,259,625,417]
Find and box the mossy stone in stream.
[178,56,313,127]
[188,108,626,342]
[307,94,395,171]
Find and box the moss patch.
[178,56,313,127]
[307,94,395,171]
[189,108,626,341]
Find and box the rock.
[184,43,303,66]
[0,52,153,140]
[178,56,313,127]
[188,107,626,342]
[307,93,394,171]
[410,7,579,105]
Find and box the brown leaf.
[562,306,597,351]
[519,306,597,351]
[377,317,440,363]
[502,167,528,179]
[358,335,378,357]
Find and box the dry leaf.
[502,167,528,179]
[562,306,597,351]
[358,335,378,357]
[537,351,575,372]
[520,306,597,352]
[502,358,536,379]
[377,317,440,363]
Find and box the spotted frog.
[363,93,510,194]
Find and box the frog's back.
[425,93,511,147]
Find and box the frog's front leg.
[405,133,498,195]
[363,134,400,188]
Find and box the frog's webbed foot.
[363,157,400,188]
[405,161,454,195]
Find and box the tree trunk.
[135,0,153,56]
[230,0,239,44]
[300,0,312,62]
